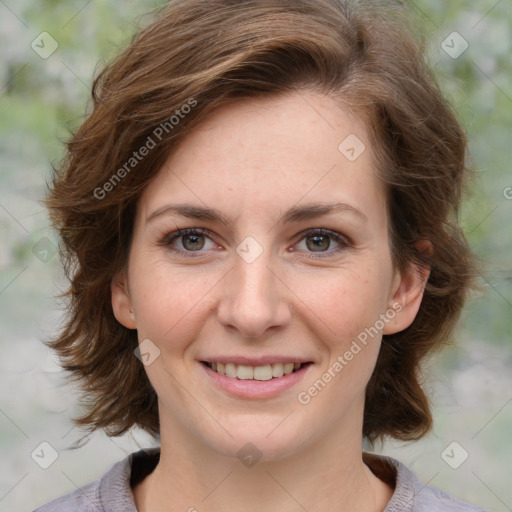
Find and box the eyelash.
[157,227,351,260]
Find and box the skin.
[112,90,430,512]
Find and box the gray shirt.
[34,448,487,511]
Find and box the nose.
[216,247,292,339]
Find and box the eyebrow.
[146,201,367,225]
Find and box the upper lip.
[200,356,313,366]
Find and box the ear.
[383,240,432,335]
[111,268,137,329]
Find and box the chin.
[201,416,314,464]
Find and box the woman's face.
[112,91,425,461]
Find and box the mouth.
[199,359,314,399]
[200,361,312,380]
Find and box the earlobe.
[383,240,432,335]
[111,269,137,329]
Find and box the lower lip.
[199,362,312,399]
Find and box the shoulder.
[363,452,488,512]
[32,448,160,512]
[33,477,102,512]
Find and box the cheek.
[297,274,388,410]
[129,262,218,350]
[293,263,391,399]
[293,264,391,343]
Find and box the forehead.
[137,91,386,229]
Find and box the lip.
[199,361,313,399]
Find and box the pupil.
[183,234,204,250]
[307,235,329,251]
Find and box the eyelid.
[293,227,351,245]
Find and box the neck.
[134,419,393,512]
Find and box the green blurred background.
[0,0,510,510]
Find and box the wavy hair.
[45,0,477,442]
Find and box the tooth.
[272,363,284,378]
[237,365,254,380]
[225,363,237,378]
[214,362,301,379]
[254,365,273,381]
[283,362,294,375]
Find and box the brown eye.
[159,228,216,256]
[294,228,351,259]
[181,233,205,251]
[305,234,331,252]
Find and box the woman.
[35,0,485,510]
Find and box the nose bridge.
[236,249,275,301]
[217,239,290,338]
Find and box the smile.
[201,361,307,380]
[200,360,313,399]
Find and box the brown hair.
[45,0,477,443]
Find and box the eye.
[158,227,351,259]
[293,228,350,259]
[158,228,217,257]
